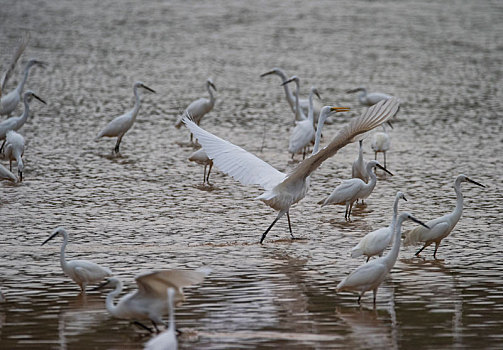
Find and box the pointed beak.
[209,82,217,91]
[260,70,275,78]
[403,196,407,201]
[93,279,111,291]
[376,163,393,176]
[410,216,430,229]
[281,78,295,86]
[330,107,350,113]
[33,93,47,105]
[142,84,156,93]
[346,88,359,94]
[467,178,485,188]
[42,232,59,246]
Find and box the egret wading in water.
[4,130,25,182]
[403,174,485,259]
[144,288,178,350]
[319,160,393,221]
[260,67,322,123]
[283,76,320,159]
[174,78,216,143]
[41,227,112,293]
[351,191,407,262]
[188,148,213,185]
[95,81,155,154]
[184,97,400,243]
[337,212,429,305]
[371,124,391,169]
[346,87,391,107]
[0,163,16,182]
[0,59,45,116]
[0,90,46,151]
[0,32,29,98]
[352,139,369,183]
[102,268,210,333]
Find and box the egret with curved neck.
[404,174,485,259]
[183,97,400,243]
[95,81,155,154]
[352,139,369,183]
[0,59,45,115]
[319,160,393,221]
[337,212,429,304]
[351,191,407,262]
[42,227,112,293]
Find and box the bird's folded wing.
[183,117,286,190]
[1,33,30,94]
[136,269,209,298]
[289,97,400,181]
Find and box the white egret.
[260,67,322,122]
[0,90,46,151]
[41,227,113,293]
[188,148,213,185]
[352,139,368,183]
[144,288,177,350]
[95,81,155,154]
[319,160,393,221]
[403,174,485,259]
[174,79,216,142]
[183,97,400,243]
[103,268,210,332]
[346,87,391,107]
[337,212,429,304]
[0,32,29,98]
[0,59,45,116]
[3,130,25,182]
[351,191,407,262]
[284,77,320,159]
[0,163,16,182]
[371,125,391,169]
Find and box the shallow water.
[1,0,502,349]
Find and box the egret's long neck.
[358,88,367,104]
[383,215,405,270]
[59,231,69,272]
[16,95,31,125]
[105,282,123,316]
[277,71,295,111]
[308,91,315,124]
[293,81,303,122]
[312,114,328,155]
[452,180,464,223]
[131,85,141,121]
[390,195,400,227]
[207,83,216,106]
[168,293,175,332]
[15,64,34,94]
[357,140,364,162]
[365,164,378,189]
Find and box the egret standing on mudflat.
[319,160,392,221]
[346,87,391,107]
[0,59,45,116]
[283,76,319,159]
[351,191,407,262]
[144,288,177,350]
[371,125,391,169]
[4,130,25,181]
[0,32,29,98]
[0,90,46,151]
[95,81,155,154]
[174,78,216,142]
[403,174,485,259]
[337,212,429,305]
[103,268,210,333]
[260,67,322,122]
[42,227,113,293]
[184,97,400,243]
[188,148,213,185]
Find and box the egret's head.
[367,160,393,176]
[396,191,407,202]
[135,81,156,94]
[281,75,299,86]
[260,67,283,78]
[311,87,321,100]
[207,78,217,91]
[25,59,46,70]
[456,174,485,188]
[399,212,430,229]
[42,227,66,246]
[24,90,47,105]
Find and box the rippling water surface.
[1,0,502,349]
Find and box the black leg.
[151,321,160,333]
[373,288,377,305]
[357,294,362,304]
[383,152,387,169]
[374,152,377,160]
[9,160,12,171]
[0,140,5,153]
[133,321,153,333]
[207,162,213,185]
[114,136,122,154]
[366,256,370,263]
[348,202,354,220]
[433,242,440,259]
[260,216,281,244]
[203,164,207,184]
[415,244,427,256]
[19,170,22,182]
[286,211,294,239]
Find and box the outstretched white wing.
[1,32,30,94]
[183,117,286,191]
[136,268,210,299]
